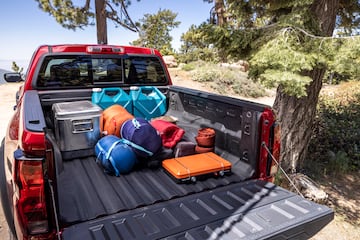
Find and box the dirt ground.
[0,82,22,239]
[0,70,359,239]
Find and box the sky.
[0,0,212,71]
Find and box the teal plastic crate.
[92,88,132,113]
[130,86,167,120]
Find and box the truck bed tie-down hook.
[261,142,304,198]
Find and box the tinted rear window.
[36,55,168,88]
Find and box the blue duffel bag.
[95,135,137,176]
[121,118,162,158]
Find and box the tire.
[0,138,17,239]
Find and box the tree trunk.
[273,0,339,172]
[214,0,227,62]
[95,0,108,44]
[215,0,226,27]
[273,70,324,172]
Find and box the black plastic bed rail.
[62,179,333,240]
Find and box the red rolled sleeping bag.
[151,119,185,148]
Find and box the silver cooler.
[52,101,102,160]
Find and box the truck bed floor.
[62,179,333,240]
[57,156,248,224]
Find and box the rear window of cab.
[36,55,168,88]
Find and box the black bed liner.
[46,85,267,224]
[62,179,333,240]
[47,86,333,238]
[56,156,251,224]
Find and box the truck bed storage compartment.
[52,100,102,160]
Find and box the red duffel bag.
[151,119,185,148]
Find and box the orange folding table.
[162,152,232,183]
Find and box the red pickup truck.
[1,44,333,240]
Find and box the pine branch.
[105,0,138,32]
[285,26,360,40]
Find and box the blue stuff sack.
[121,118,162,158]
[95,135,137,176]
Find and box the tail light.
[14,149,49,236]
[269,123,281,177]
[258,107,280,182]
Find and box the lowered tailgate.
[62,180,333,240]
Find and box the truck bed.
[48,86,262,224]
[36,86,333,239]
[56,154,248,223]
[62,179,333,240]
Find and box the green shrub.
[177,49,218,64]
[232,78,266,98]
[189,62,267,97]
[191,66,222,82]
[307,81,360,175]
[181,63,196,71]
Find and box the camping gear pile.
[90,86,231,181]
[95,108,187,176]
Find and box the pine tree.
[131,9,180,55]
[205,0,360,172]
[35,0,138,44]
